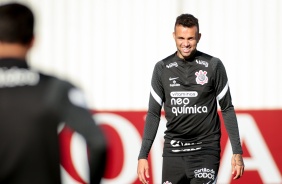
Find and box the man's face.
[173,25,201,59]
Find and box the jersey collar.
[173,50,201,64]
[0,58,29,69]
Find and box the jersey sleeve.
[138,62,165,159]
[212,58,243,154]
[48,79,107,184]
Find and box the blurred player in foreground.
[0,2,107,184]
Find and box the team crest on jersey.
[195,70,208,85]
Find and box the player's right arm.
[138,159,150,184]
[137,62,164,183]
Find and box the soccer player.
[0,2,107,184]
[137,14,244,184]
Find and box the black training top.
[138,51,242,159]
[0,58,106,184]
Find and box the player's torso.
[160,52,219,139]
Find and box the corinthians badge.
[195,70,208,85]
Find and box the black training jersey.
[139,51,242,158]
[0,58,106,184]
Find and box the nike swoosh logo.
[169,77,179,81]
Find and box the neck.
[177,50,197,61]
[0,42,30,59]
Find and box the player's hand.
[137,159,150,184]
[231,154,244,179]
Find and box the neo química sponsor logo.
[170,91,207,116]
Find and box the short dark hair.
[0,3,34,44]
[174,14,199,33]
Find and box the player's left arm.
[59,83,107,184]
[212,58,244,179]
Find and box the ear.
[28,36,35,48]
[173,32,176,39]
[197,33,201,42]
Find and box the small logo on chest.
[195,70,208,85]
[169,77,180,87]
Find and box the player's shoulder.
[196,51,223,69]
[196,51,220,62]
[155,52,177,68]
[40,73,76,92]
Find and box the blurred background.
[1,0,281,110]
[1,0,281,184]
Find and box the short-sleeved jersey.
[0,58,106,184]
[138,51,242,158]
